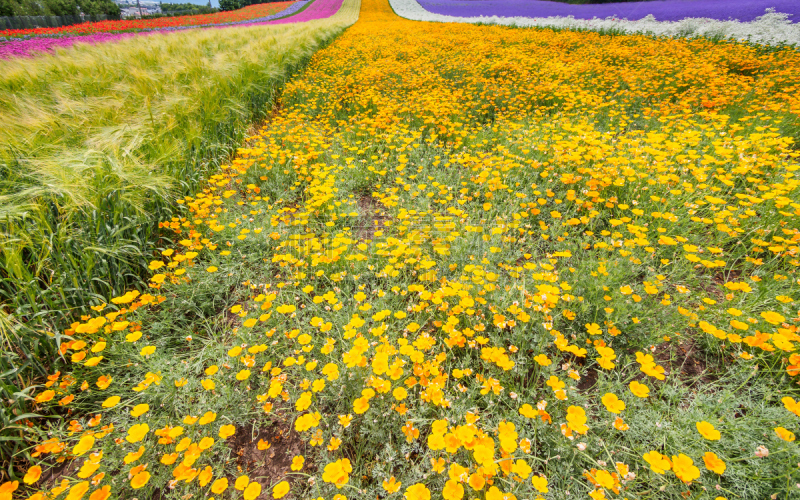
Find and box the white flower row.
[387,0,800,47]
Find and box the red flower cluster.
[0,2,294,38]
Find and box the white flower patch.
[388,0,800,47]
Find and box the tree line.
[218,0,288,12]
[0,0,120,16]
[159,1,216,13]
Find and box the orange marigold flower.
[404,483,431,500]
[642,451,671,474]
[272,480,290,499]
[702,452,726,474]
[696,421,721,441]
[89,485,111,500]
[774,427,796,442]
[442,479,464,500]
[629,380,650,398]
[23,465,42,485]
[234,475,250,491]
[531,474,549,493]
[243,482,261,500]
[73,435,95,456]
[601,393,625,414]
[219,424,236,439]
[211,478,228,494]
[468,473,485,491]
[383,476,401,494]
[671,454,700,483]
[130,471,150,489]
[322,458,352,488]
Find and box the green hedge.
[0,13,119,30]
[0,0,120,18]
[218,0,292,12]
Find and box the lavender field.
[416,0,800,22]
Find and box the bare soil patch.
[229,421,308,499]
[577,365,599,392]
[653,334,716,387]
[39,457,81,491]
[356,194,388,241]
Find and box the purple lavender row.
[264,0,343,25]
[415,0,799,23]
[0,0,309,59]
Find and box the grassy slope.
[0,2,359,477]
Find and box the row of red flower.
[0,2,294,38]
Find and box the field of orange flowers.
[5,0,800,498]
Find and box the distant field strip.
[264,0,346,25]
[0,0,348,59]
[414,0,800,22]
[0,1,295,37]
[389,0,800,46]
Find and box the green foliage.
[0,0,119,17]
[159,2,218,14]
[218,0,291,12]
[217,0,240,12]
[0,313,56,480]
[161,2,203,11]
[76,0,121,15]
[0,1,12,16]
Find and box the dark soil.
[356,195,388,241]
[577,365,599,392]
[653,334,717,387]
[228,421,308,499]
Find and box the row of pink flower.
[0,2,293,38]
[0,0,344,60]
[0,31,143,59]
[266,0,343,24]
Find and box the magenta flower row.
[0,0,345,60]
